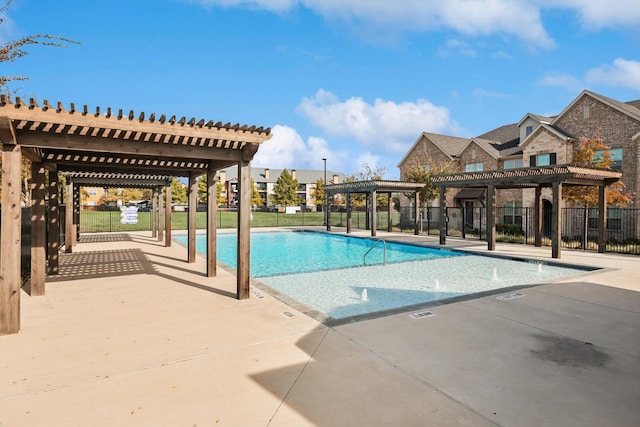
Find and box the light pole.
[322,158,327,226]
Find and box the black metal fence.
[7,204,637,278]
[397,206,640,255]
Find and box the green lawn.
[79,210,399,233]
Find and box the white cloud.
[189,0,640,48]
[585,58,640,92]
[189,0,554,48]
[539,72,582,92]
[540,58,640,93]
[297,89,458,155]
[253,124,348,170]
[546,0,640,29]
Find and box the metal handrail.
[363,239,386,266]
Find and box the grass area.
[79,210,400,232]
[79,210,639,254]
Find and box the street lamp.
[322,158,327,226]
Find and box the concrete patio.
[1,230,638,426]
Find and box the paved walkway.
[1,230,638,426]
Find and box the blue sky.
[2,0,639,178]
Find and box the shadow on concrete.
[78,233,133,243]
[46,248,236,299]
[48,249,152,281]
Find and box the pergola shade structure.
[432,165,623,258]
[325,180,426,236]
[0,95,272,335]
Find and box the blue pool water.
[174,231,588,321]
[174,231,465,277]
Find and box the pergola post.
[438,186,446,243]
[598,185,607,253]
[206,170,217,277]
[486,185,496,251]
[1,141,22,335]
[73,185,80,244]
[534,186,542,247]
[30,162,47,296]
[151,187,158,238]
[237,160,251,300]
[47,169,60,275]
[346,192,352,234]
[551,181,562,259]
[387,193,393,232]
[165,185,172,247]
[157,186,163,242]
[326,192,332,232]
[187,173,197,263]
[371,190,377,237]
[65,180,75,253]
[414,192,420,236]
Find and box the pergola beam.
[0,97,272,335]
[16,133,247,162]
[432,164,620,259]
[325,180,426,237]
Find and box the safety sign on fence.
[120,206,139,224]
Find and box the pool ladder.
[363,239,386,266]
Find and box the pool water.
[174,231,589,321]
[175,231,465,277]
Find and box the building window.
[503,201,523,226]
[297,184,306,191]
[525,125,533,136]
[593,148,622,170]
[530,153,556,167]
[465,162,483,172]
[504,158,523,169]
[88,189,98,196]
[588,207,622,230]
[256,182,267,191]
[584,104,590,118]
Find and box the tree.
[357,163,389,207]
[344,175,365,207]
[1,0,79,92]
[196,175,227,206]
[170,178,187,204]
[563,129,632,207]
[403,158,456,205]
[270,169,302,206]
[311,178,325,207]
[250,178,263,207]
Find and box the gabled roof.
[457,137,501,159]
[519,123,571,147]
[552,90,640,125]
[476,123,519,144]
[517,113,553,128]
[398,132,469,166]
[626,99,640,110]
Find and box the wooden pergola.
[432,165,623,258]
[0,95,272,335]
[324,180,426,236]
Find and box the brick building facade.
[399,90,640,213]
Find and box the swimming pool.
[174,231,589,322]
